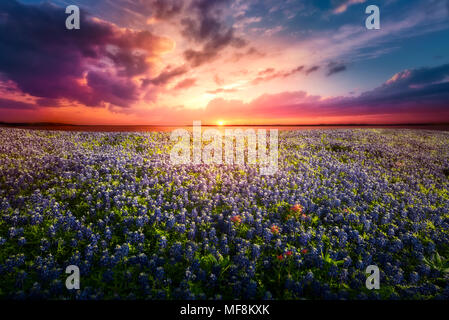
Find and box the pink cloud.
[333,0,367,14]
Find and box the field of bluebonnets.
[0,127,449,300]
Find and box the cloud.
[258,68,276,76]
[326,62,347,76]
[214,75,225,86]
[0,1,173,108]
[250,64,324,85]
[0,98,36,110]
[264,26,284,36]
[229,46,265,62]
[234,16,262,29]
[181,0,248,67]
[206,88,238,94]
[354,64,449,105]
[251,65,306,85]
[333,0,366,14]
[143,65,189,87]
[150,0,184,20]
[305,66,320,75]
[85,71,139,108]
[183,48,220,68]
[173,78,197,90]
[91,0,185,24]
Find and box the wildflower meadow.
[0,127,448,300]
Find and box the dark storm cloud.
[0,0,172,108]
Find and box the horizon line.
[1,121,449,127]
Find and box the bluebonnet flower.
[155,267,165,282]
[159,236,168,249]
[409,272,420,284]
[304,271,314,283]
[18,237,26,246]
[252,244,261,260]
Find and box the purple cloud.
[0,1,172,108]
[0,98,36,110]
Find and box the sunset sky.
[1,0,449,125]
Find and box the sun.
[217,120,225,126]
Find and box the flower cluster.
[0,127,448,300]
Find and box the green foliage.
[423,252,449,274]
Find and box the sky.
[0,0,449,125]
